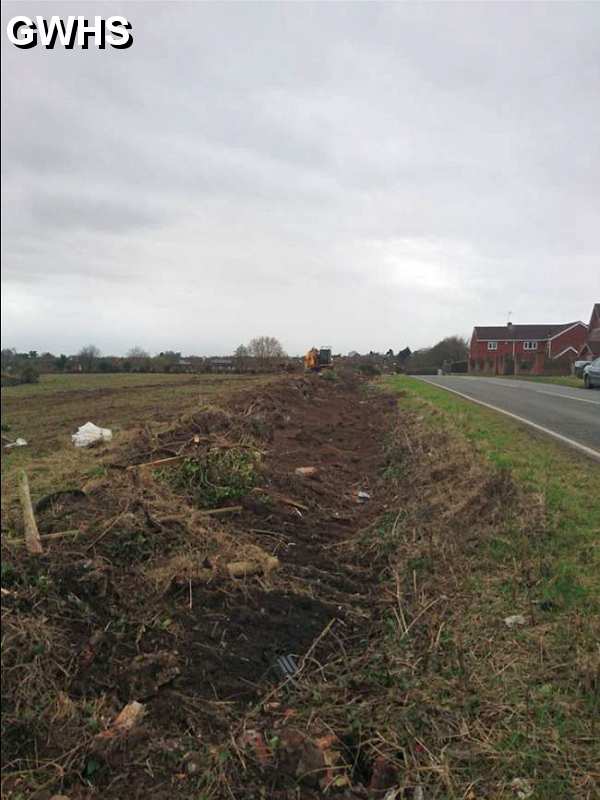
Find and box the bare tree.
[247,336,287,372]
[247,336,286,362]
[127,346,150,359]
[78,344,101,372]
[125,346,151,372]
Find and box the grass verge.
[383,375,600,613]
[358,374,599,797]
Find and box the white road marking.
[416,378,600,463]
[453,378,599,404]
[534,388,600,405]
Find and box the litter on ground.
[72,421,112,447]
[504,614,527,627]
[4,437,27,449]
[273,653,299,679]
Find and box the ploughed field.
[2,372,598,799]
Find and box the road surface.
[416,376,600,461]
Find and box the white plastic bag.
[72,422,112,448]
[4,437,28,449]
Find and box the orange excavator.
[304,346,333,372]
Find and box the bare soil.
[2,373,398,799]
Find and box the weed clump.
[166,447,260,508]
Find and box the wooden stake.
[18,470,43,555]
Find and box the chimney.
[507,321,513,328]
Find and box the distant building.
[207,357,235,372]
[170,359,195,373]
[469,320,588,375]
[578,303,600,360]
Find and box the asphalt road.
[417,376,600,461]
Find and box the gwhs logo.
[7,16,133,49]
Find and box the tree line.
[1,335,469,384]
[0,336,291,382]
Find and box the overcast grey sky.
[1,2,599,356]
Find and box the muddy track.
[175,377,398,700]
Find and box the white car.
[574,359,591,378]
[583,357,600,389]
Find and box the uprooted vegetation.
[1,373,598,799]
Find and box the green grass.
[384,375,600,607]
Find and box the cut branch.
[197,505,243,517]
[127,455,186,471]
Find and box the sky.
[1,2,599,357]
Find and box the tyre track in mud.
[173,376,399,701]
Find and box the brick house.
[578,303,600,360]
[469,320,588,376]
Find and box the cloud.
[1,2,599,355]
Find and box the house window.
[487,341,498,350]
[523,341,537,351]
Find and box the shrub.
[19,364,39,384]
[357,363,381,377]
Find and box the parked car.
[574,359,592,378]
[583,357,600,388]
